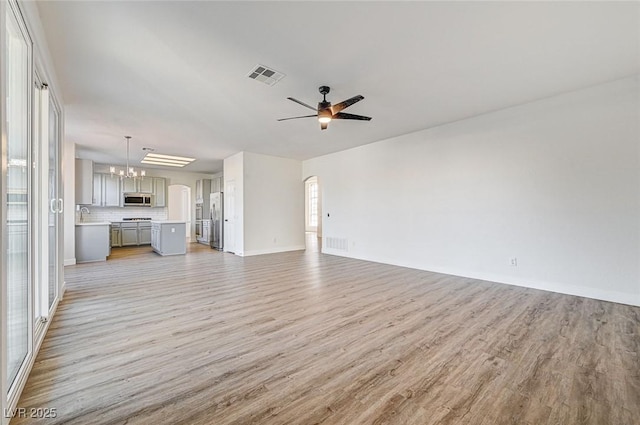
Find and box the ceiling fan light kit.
[278,86,372,130]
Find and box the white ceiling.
[36,1,640,173]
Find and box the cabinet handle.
[50,199,56,213]
[58,198,64,213]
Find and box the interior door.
[224,180,235,253]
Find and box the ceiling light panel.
[247,64,285,86]
[141,159,188,168]
[141,152,195,168]
[145,153,196,161]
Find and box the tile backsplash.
[76,206,168,223]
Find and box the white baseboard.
[242,245,306,257]
[64,258,76,266]
[322,249,640,307]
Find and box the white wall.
[63,139,76,265]
[303,76,640,306]
[223,152,244,254]
[243,152,305,256]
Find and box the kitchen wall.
[91,164,219,240]
[303,76,640,306]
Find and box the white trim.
[0,0,8,419]
[240,245,306,257]
[6,295,59,419]
[322,249,640,307]
[64,258,76,266]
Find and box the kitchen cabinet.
[139,178,153,193]
[151,221,186,256]
[76,223,110,263]
[121,223,139,246]
[111,223,122,247]
[153,177,166,207]
[211,176,223,193]
[195,179,211,204]
[112,221,152,247]
[139,223,152,245]
[199,220,211,245]
[75,159,94,205]
[93,173,121,207]
[123,177,154,194]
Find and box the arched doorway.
[304,176,321,252]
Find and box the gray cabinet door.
[139,226,152,245]
[121,227,138,246]
[92,174,103,206]
[138,178,153,193]
[103,175,121,207]
[122,178,137,193]
[153,178,166,207]
[111,228,121,247]
[151,226,159,250]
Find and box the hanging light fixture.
[110,136,145,180]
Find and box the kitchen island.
[75,222,111,263]
[151,220,186,256]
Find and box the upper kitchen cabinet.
[75,159,94,205]
[153,177,166,207]
[139,178,153,193]
[93,173,121,207]
[196,179,211,204]
[211,176,223,193]
[123,177,154,194]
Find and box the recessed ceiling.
[36,1,640,173]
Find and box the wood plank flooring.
[12,241,640,424]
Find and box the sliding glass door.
[32,74,61,328]
[5,0,33,392]
[47,88,61,311]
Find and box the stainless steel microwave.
[123,193,153,207]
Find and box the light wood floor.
[13,242,640,424]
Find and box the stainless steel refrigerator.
[209,192,223,250]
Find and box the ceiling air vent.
[247,64,285,86]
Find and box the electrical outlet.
[510,257,518,267]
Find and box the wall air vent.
[325,237,348,252]
[247,64,285,86]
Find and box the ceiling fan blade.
[332,112,372,121]
[277,114,317,121]
[287,97,317,111]
[320,122,328,130]
[331,95,364,114]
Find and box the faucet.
[79,206,90,222]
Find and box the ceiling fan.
[278,86,371,130]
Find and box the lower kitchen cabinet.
[111,225,122,247]
[121,226,139,246]
[111,221,153,247]
[151,221,186,256]
[139,224,152,245]
[76,223,111,263]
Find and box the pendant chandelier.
[109,136,145,180]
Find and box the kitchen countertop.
[150,220,186,224]
[75,222,111,226]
